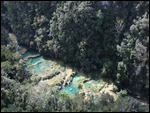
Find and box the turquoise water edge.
[19,45,97,96]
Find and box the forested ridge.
[1,1,149,112]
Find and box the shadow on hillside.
[42,55,113,85]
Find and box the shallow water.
[29,62,43,75]
[26,56,42,64]
[20,46,51,76]
[26,58,32,64]
[84,80,99,90]
[21,46,100,96]
[27,60,51,75]
[92,80,99,85]
[84,81,92,88]
[61,74,80,95]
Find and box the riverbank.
[8,33,148,105]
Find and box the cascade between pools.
[9,33,117,99]
[18,45,52,76]
[17,45,116,98]
[18,45,82,95]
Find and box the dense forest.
[1,1,149,112]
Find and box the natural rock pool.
[22,50,38,58]
[18,45,116,98]
[26,56,42,64]
[61,74,80,95]
[19,46,82,95]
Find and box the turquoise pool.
[84,80,99,88]
[28,62,51,75]
[21,47,52,76]
[61,74,80,96]
[26,58,32,64]
[92,80,99,85]
[26,56,42,64]
[84,81,92,88]
[73,74,80,79]
[21,46,100,95]
[29,62,43,75]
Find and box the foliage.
[1,1,149,112]
[116,1,149,98]
[1,45,28,82]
